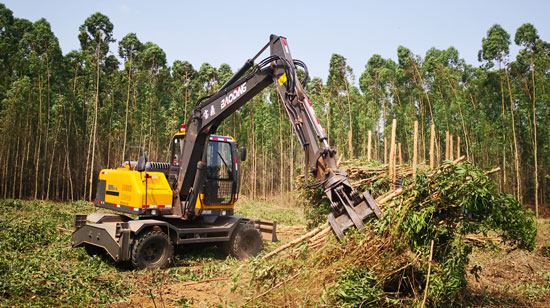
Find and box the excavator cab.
[170,126,240,217]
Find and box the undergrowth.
[0,199,133,307]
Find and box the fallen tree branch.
[309,226,332,242]
[427,156,466,179]
[263,223,328,259]
[484,167,501,175]
[464,234,502,244]
[180,277,228,287]
[377,188,404,206]
[421,240,435,308]
[57,227,73,234]
[242,272,300,306]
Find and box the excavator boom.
[170,35,382,238]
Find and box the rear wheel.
[226,223,263,259]
[131,230,173,269]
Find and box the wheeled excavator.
[72,34,382,269]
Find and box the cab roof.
[173,132,234,143]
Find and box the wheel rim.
[241,233,256,254]
[143,242,163,264]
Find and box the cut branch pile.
[252,158,536,308]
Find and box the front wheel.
[131,230,173,269]
[226,223,263,259]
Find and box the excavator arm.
[169,34,382,239]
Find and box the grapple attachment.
[324,170,383,240]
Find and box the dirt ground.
[111,278,240,308]
[109,225,305,308]
[466,218,550,307]
[109,219,550,308]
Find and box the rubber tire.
[131,230,173,270]
[227,223,263,259]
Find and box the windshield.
[206,141,233,180]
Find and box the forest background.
[0,2,549,216]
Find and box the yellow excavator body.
[95,166,173,214]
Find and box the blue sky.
[3,0,549,81]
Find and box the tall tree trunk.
[12,136,20,198]
[34,73,43,200]
[122,50,133,162]
[278,103,284,193]
[290,124,294,191]
[529,51,539,216]
[88,36,102,201]
[343,78,353,157]
[498,67,507,193]
[42,58,51,200]
[147,61,156,156]
[65,114,74,201]
[411,58,434,120]
[46,116,61,200]
[505,70,521,201]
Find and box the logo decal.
[203,82,247,120]
[220,82,247,109]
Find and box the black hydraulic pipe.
[219,59,254,91]
[219,41,270,92]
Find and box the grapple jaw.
[324,170,383,240]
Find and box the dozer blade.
[327,191,382,240]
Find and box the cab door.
[203,140,236,205]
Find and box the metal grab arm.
[170,34,382,238]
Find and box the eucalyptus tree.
[137,42,167,159]
[171,60,195,131]
[423,46,475,162]
[360,55,400,159]
[0,11,32,199]
[118,33,143,161]
[0,5,31,102]
[515,23,541,215]
[19,18,62,199]
[101,54,121,167]
[479,24,521,199]
[0,76,30,198]
[78,12,114,200]
[197,62,217,95]
[62,50,87,198]
[327,53,355,156]
[360,54,386,127]
[217,63,234,135]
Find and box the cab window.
[171,136,185,166]
[206,141,233,180]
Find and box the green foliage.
[329,266,382,308]
[515,23,539,50]
[400,162,536,252]
[297,183,331,229]
[479,24,511,63]
[391,162,536,306]
[0,200,133,307]
[294,161,537,307]
[78,12,114,55]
